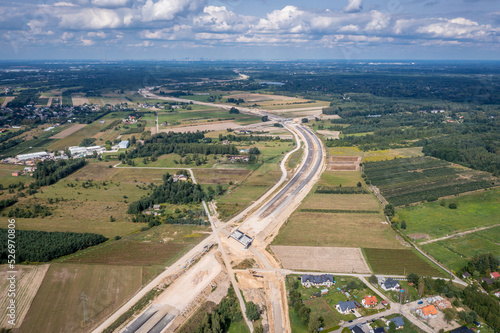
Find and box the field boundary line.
[419,223,500,245]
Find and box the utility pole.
[81,292,89,324]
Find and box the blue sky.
[1,0,499,60]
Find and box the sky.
[0,0,499,60]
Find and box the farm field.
[19,264,142,333]
[300,193,381,211]
[1,124,67,157]
[155,108,261,126]
[316,170,364,187]
[49,124,87,139]
[363,157,497,206]
[272,246,371,273]
[362,147,424,162]
[272,212,402,249]
[160,121,243,133]
[362,248,446,276]
[0,164,33,187]
[0,264,49,329]
[67,162,167,183]
[421,225,500,272]
[48,120,109,150]
[59,224,209,268]
[192,168,251,184]
[396,188,500,241]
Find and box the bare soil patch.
[317,130,340,139]
[49,124,87,139]
[162,121,242,133]
[271,245,371,273]
[327,156,361,171]
[72,95,90,106]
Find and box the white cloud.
[141,0,204,22]
[194,6,255,33]
[80,37,94,45]
[87,31,107,38]
[61,32,74,40]
[53,2,78,7]
[141,25,192,40]
[344,0,363,13]
[417,18,492,39]
[339,24,360,32]
[255,6,307,32]
[58,8,127,29]
[365,10,390,31]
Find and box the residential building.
[387,317,404,329]
[172,174,188,182]
[490,272,500,279]
[335,301,360,314]
[481,277,493,285]
[373,328,386,333]
[462,272,471,279]
[301,274,335,288]
[380,278,400,291]
[11,171,21,176]
[350,325,364,333]
[362,295,378,307]
[416,305,438,319]
[321,289,329,295]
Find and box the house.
[153,204,161,210]
[301,274,335,288]
[462,272,471,279]
[416,305,438,319]
[490,272,500,279]
[495,291,500,298]
[387,317,404,329]
[381,300,388,307]
[480,277,493,285]
[335,301,360,315]
[381,278,400,291]
[221,140,230,145]
[312,292,321,298]
[172,174,188,182]
[11,171,21,176]
[321,289,329,295]
[373,327,386,333]
[450,326,475,333]
[228,155,249,163]
[350,325,364,333]
[362,295,378,307]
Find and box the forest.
[124,131,239,160]
[127,172,208,215]
[0,229,107,263]
[31,158,87,187]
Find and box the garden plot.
[327,156,361,171]
[271,246,371,273]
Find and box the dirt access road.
[99,89,323,333]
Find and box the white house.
[301,274,335,288]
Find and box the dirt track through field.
[49,124,87,139]
[271,245,371,273]
[327,156,361,171]
[161,121,243,133]
[0,264,50,328]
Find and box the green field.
[19,264,142,333]
[396,188,500,240]
[364,157,496,206]
[273,211,402,249]
[363,248,445,276]
[421,225,500,272]
[316,171,363,187]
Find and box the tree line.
[0,229,107,263]
[31,158,87,187]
